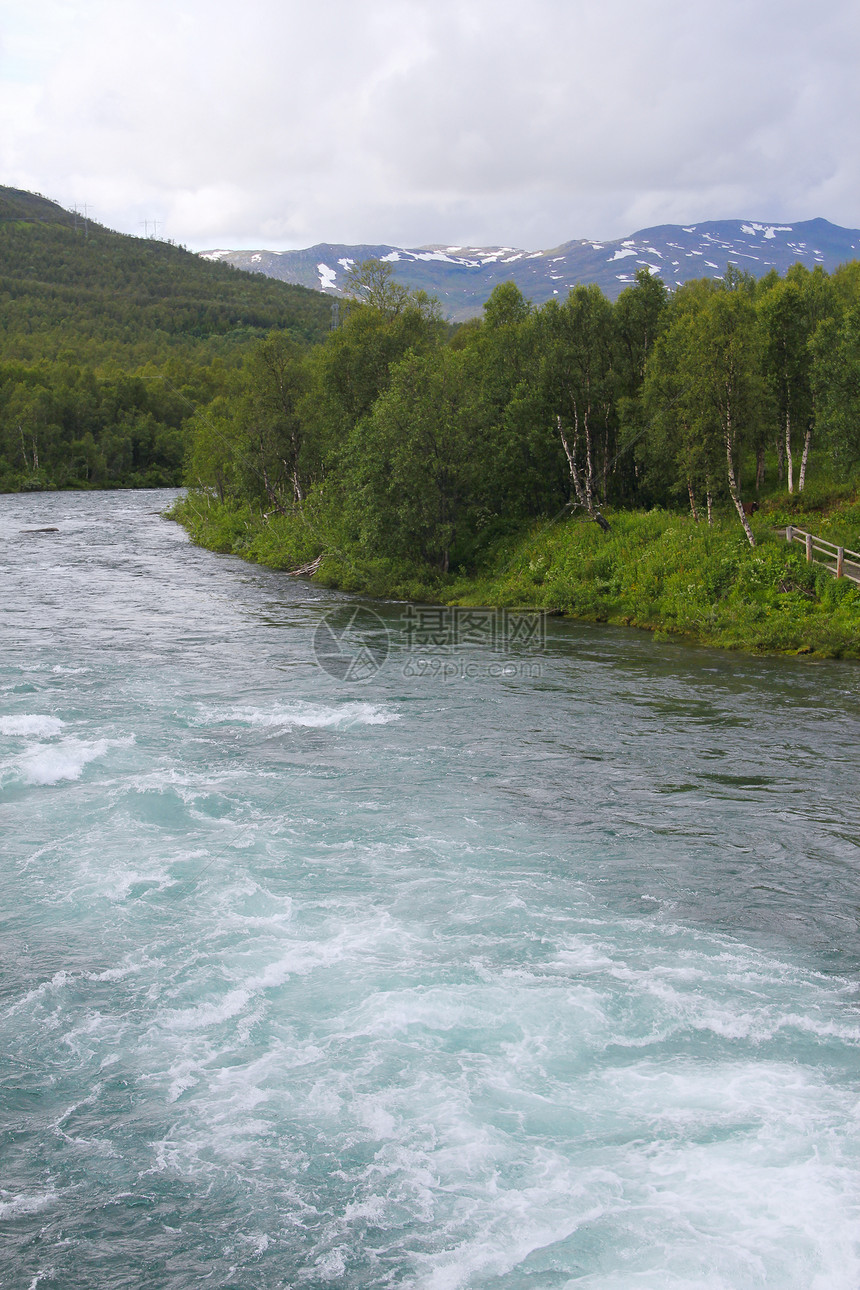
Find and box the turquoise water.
[2,489,859,1289]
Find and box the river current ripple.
[1,489,859,1289]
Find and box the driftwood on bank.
[285,555,323,577]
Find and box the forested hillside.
[0,187,331,489]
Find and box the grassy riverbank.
[171,491,860,658]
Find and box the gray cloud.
[1,0,857,249]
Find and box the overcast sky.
[1,0,857,251]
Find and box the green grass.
[171,492,860,659]
[447,507,860,657]
[758,490,860,552]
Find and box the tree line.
[0,201,333,489]
[0,358,232,490]
[185,257,860,568]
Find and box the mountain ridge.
[201,217,860,319]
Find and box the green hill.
[0,187,74,222]
[0,186,332,366]
[0,186,333,491]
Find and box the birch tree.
[538,286,616,516]
[641,310,721,522]
[691,281,764,546]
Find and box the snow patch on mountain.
[198,218,859,320]
[741,223,793,238]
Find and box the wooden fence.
[785,526,860,586]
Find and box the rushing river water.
[1,489,859,1290]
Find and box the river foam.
[2,489,859,1289]
[0,713,65,737]
[196,699,401,730]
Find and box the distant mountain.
[201,218,860,320]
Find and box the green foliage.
[5,203,860,660]
[169,493,256,553]
[178,485,860,658]
[813,304,860,470]
[0,358,225,490]
[0,186,331,368]
[342,258,442,326]
[301,292,445,461]
[342,347,476,570]
[449,507,860,657]
[174,255,860,658]
[0,187,334,492]
[482,282,532,329]
[614,268,669,395]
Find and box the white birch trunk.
[687,479,700,523]
[726,404,755,547]
[283,458,303,504]
[557,415,587,508]
[583,405,595,516]
[798,424,812,492]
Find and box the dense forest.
[180,256,860,564]
[172,253,860,655]
[0,186,331,489]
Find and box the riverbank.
[170,491,860,659]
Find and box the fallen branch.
[286,555,323,577]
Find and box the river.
[2,489,858,1289]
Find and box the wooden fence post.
[837,547,844,578]
[786,525,793,543]
[805,533,813,562]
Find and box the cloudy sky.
[1,0,857,251]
